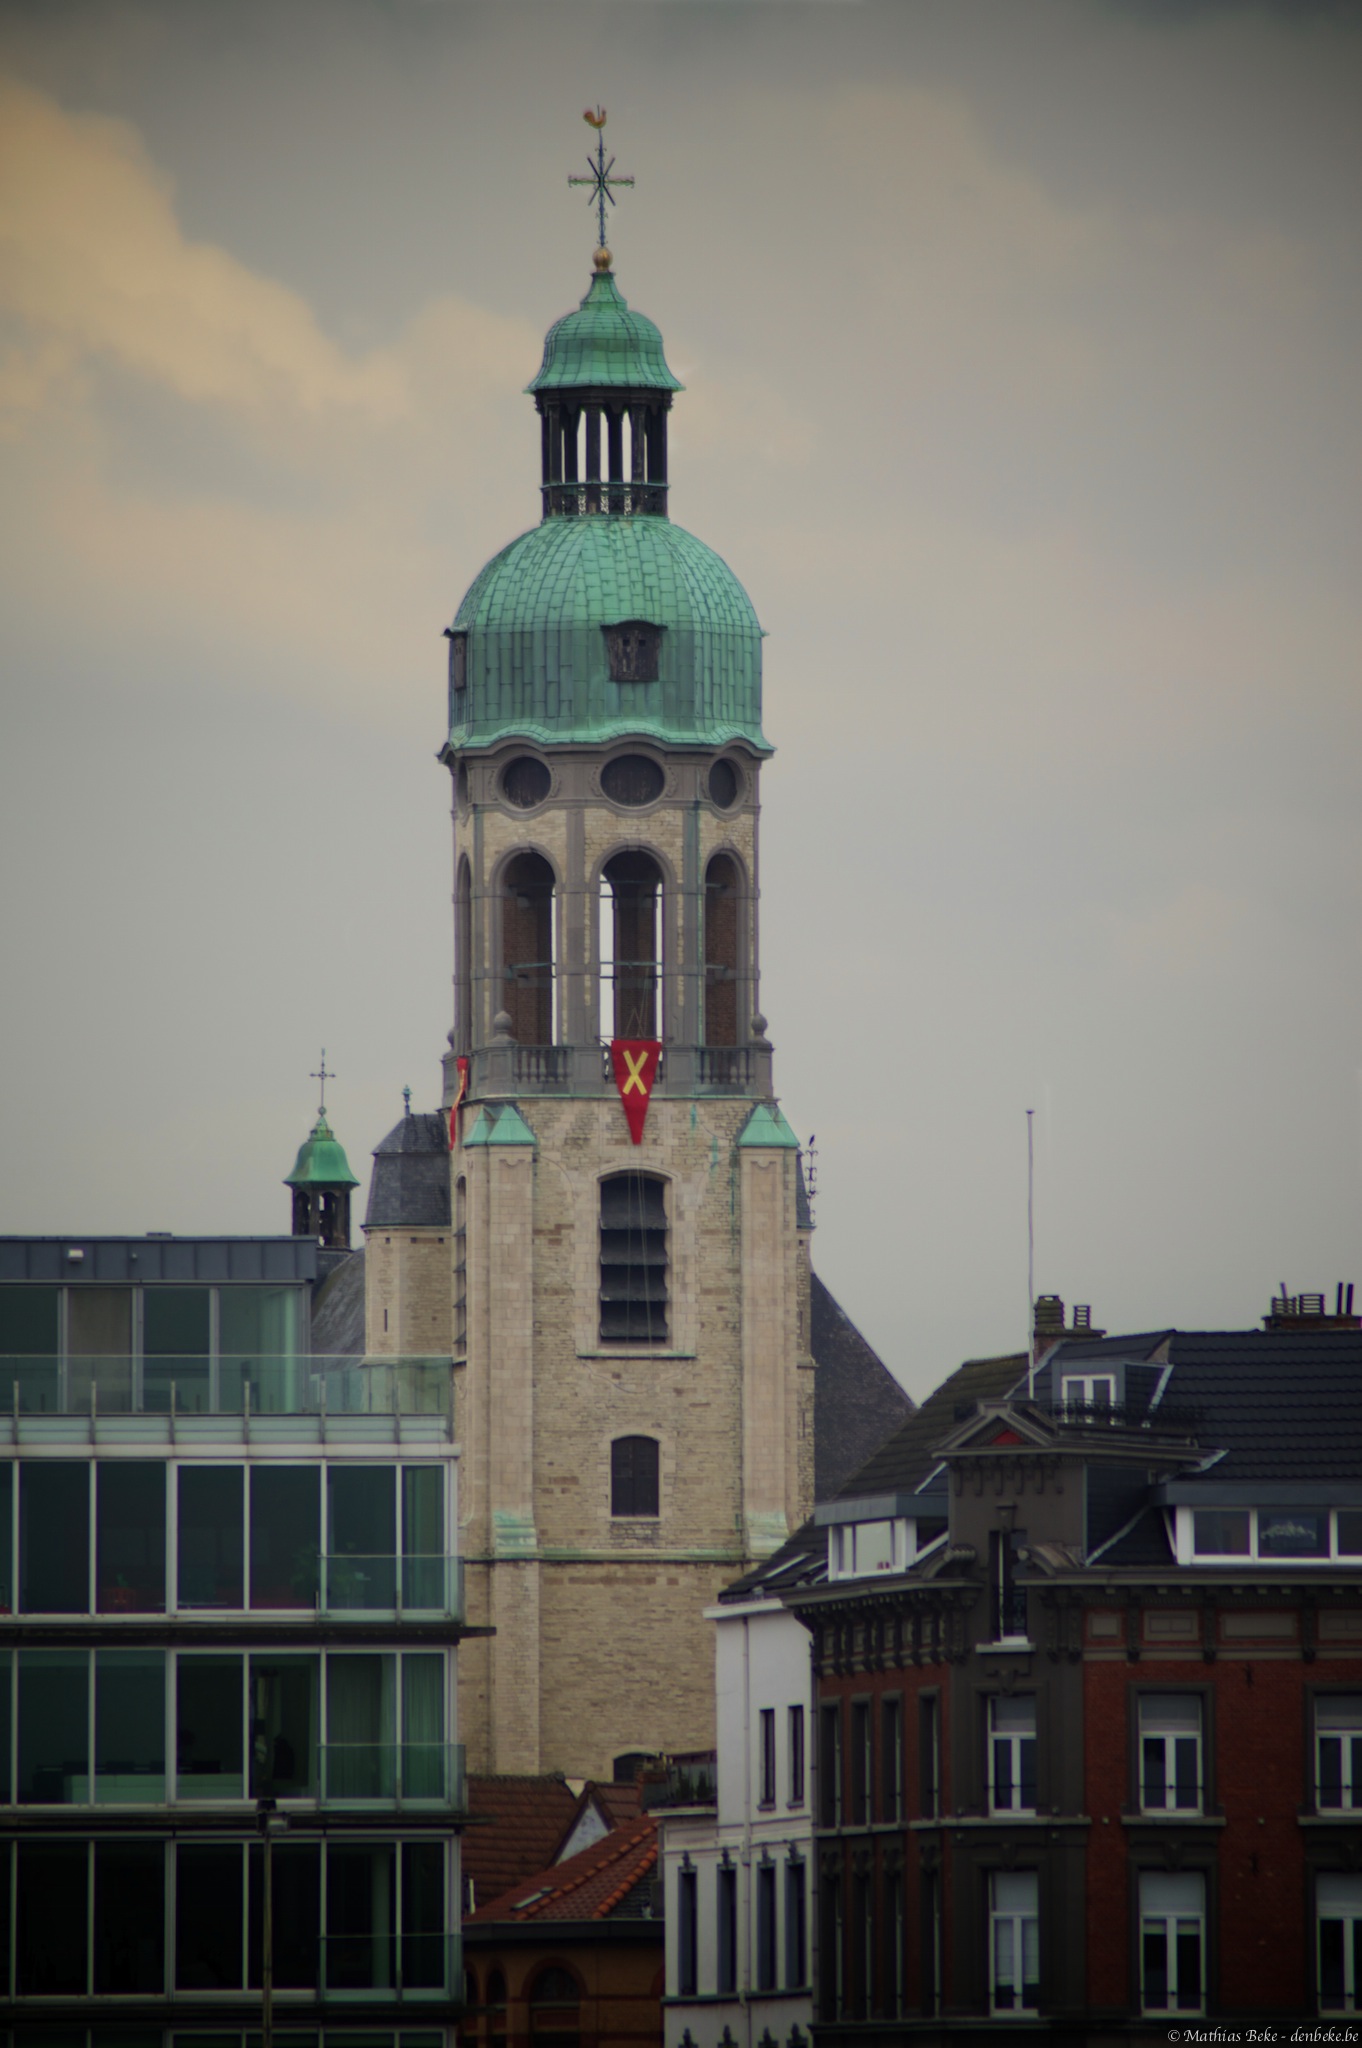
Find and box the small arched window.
[611,1436,660,1518]
[599,1173,668,1345]
[502,852,556,1045]
[530,1963,581,2043]
[600,851,662,1039]
[704,853,741,1048]
[455,856,472,1053]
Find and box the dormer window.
[828,1516,910,1580]
[603,620,661,684]
[447,630,467,693]
[1060,1372,1116,1417]
[1181,1505,1361,1563]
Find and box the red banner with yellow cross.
[610,1039,662,1145]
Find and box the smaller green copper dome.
[285,1113,360,1191]
[527,270,682,393]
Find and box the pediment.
[936,1401,1059,1457]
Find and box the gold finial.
[593,245,612,271]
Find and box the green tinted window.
[178,1465,244,1608]
[144,1289,211,1412]
[96,1461,166,1613]
[177,1653,244,1798]
[95,1650,165,1800]
[20,1461,89,1611]
[18,1649,88,1803]
[250,1466,319,1609]
[0,1286,57,1353]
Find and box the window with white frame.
[1139,1695,1203,1814]
[788,1703,805,1806]
[829,1518,907,1580]
[1060,1372,1116,1415]
[988,1696,1036,1815]
[989,1871,1039,2014]
[1186,1506,1362,1563]
[1317,1697,1362,1811]
[1319,1873,1362,2012]
[759,1707,776,1807]
[1140,1870,1205,2014]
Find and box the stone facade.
[452,1092,813,1777]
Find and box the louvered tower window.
[599,1173,668,1343]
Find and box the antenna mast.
[1026,1108,1036,1399]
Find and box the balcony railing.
[319,1554,463,1620]
[467,1040,773,1100]
[320,1929,459,1999]
[319,1741,465,1808]
[0,1354,453,1421]
[541,479,667,518]
[639,1752,718,1809]
[696,1047,755,1090]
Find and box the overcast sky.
[1,0,1360,1399]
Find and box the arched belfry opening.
[704,853,741,1048]
[501,851,556,1045]
[600,850,661,1039]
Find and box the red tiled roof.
[467,1812,657,1925]
[463,1775,580,1910]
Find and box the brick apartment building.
[781,1295,1362,2038]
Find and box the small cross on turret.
[310,1049,333,1116]
[569,108,634,263]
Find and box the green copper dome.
[527,270,682,393]
[446,516,768,755]
[285,1113,359,1191]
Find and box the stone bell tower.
[435,207,813,1778]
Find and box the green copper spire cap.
[484,1104,537,1147]
[285,1112,360,1189]
[737,1102,801,1150]
[527,270,682,394]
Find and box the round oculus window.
[502,755,551,809]
[601,754,665,807]
[708,758,740,809]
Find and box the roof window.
[1179,1505,1362,1564]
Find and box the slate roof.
[830,1349,1029,1503]
[364,1111,451,1230]
[462,1775,580,1913]
[309,1248,365,1362]
[466,1812,657,1926]
[812,1274,915,1501]
[1053,1326,1362,1566]
[723,1347,1028,1604]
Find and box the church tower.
[433,177,813,1778]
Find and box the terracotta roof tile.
[467,1813,658,1926]
[463,1775,580,1911]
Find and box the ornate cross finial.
[569,108,633,260]
[310,1050,333,1115]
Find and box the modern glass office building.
[0,1236,467,2048]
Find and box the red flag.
[449,1056,470,1148]
[610,1039,662,1145]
